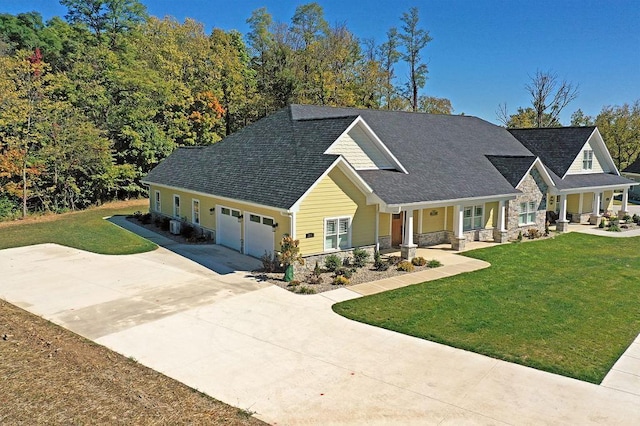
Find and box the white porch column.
[590,192,602,226]
[400,209,417,260]
[451,204,465,251]
[493,200,508,243]
[557,194,569,232]
[622,188,629,212]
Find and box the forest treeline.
[0,0,638,219]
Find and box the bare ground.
[0,299,266,425]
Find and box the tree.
[418,95,453,114]
[60,0,147,46]
[398,7,432,111]
[526,70,578,128]
[595,101,640,170]
[570,109,594,126]
[378,27,400,109]
[497,106,561,129]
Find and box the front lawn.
[333,233,640,383]
[0,200,156,255]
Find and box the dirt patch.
[0,299,265,425]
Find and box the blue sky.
[2,0,638,124]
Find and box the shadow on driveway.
[108,216,262,277]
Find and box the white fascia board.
[590,127,620,175]
[141,181,291,214]
[324,116,409,174]
[556,182,635,195]
[516,158,555,189]
[381,193,518,212]
[288,156,374,213]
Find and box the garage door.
[217,206,241,251]
[245,213,275,258]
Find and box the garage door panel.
[246,213,275,258]
[217,207,241,251]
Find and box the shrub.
[334,267,353,279]
[181,223,195,239]
[279,235,304,282]
[141,213,152,224]
[352,248,370,268]
[0,196,17,219]
[623,214,632,222]
[324,254,341,272]
[342,256,352,267]
[396,261,414,272]
[598,219,606,228]
[373,249,385,270]
[411,256,427,266]
[261,251,278,272]
[516,231,523,242]
[307,273,323,285]
[333,275,350,285]
[313,261,322,276]
[633,214,640,224]
[132,210,143,220]
[159,217,170,231]
[296,286,316,294]
[526,228,542,239]
[427,259,442,268]
[607,224,621,232]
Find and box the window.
[249,214,260,223]
[173,195,180,218]
[221,207,230,215]
[583,150,593,170]
[192,199,200,224]
[325,217,350,250]
[463,205,483,231]
[154,191,161,212]
[519,201,537,225]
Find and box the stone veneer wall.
[570,212,591,224]
[378,235,391,250]
[506,168,547,240]
[415,231,449,246]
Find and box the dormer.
[565,128,618,176]
[325,116,408,174]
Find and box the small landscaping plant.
[411,256,427,266]
[427,259,442,268]
[526,228,541,239]
[516,231,523,242]
[373,249,388,271]
[352,248,370,268]
[306,261,323,285]
[295,285,316,294]
[261,251,278,272]
[342,256,352,267]
[623,214,631,222]
[598,219,606,228]
[334,266,353,279]
[324,254,341,272]
[333,275,350,285]
[279,235,304,282]
[633,214,640,224]
[287,280,300,287]
[607,223,621,232]
[396,260,414,272]
[181,223,195,239]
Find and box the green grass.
[0,200,157,255]
[333,233,640,383]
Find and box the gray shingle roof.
[486,156,537,187]
[552,172,633,190]
[623,157,640,174]
[508,127,596,177]
[143,109,354,209]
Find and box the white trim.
[191,198,200,225]
[561,128,620,178]
[323,216,352,251]
[417,209,423,234]
[172,194,181,218]
[517,200,537,226]
[516,158,555,189]
[289,157,373,213]
[154,190,161,212]
[324,116,408,174]
[444,206,448,231]
[556,182,634,195]
[462,204,484,231]
[380,193,517,212]
[142,181,291,215]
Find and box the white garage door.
[217,206,241,251]
[245,213,275,258]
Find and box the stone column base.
[556,220,569,232]
[618,210,630,220]
[400,244,417,260]
[451,237,466,251]
[589,214,602,226]
[493,229,509,243]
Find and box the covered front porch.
[550,186,632,231]
[377,197,513,258]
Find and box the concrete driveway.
[1,244,640,425]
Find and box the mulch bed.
[0,299,265,425]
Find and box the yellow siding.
[147,184,290,251]
[567,194,580,212]
[484,201,498,228]
[445,206,453,231]
[379,213,391,237]
[422,207,445,232]
[567,140,605,174]
[582,192,594,213]
[603,190,614,211]
[296,167,376,255]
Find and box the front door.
[391,213,403,247]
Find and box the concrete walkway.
[2,241,640,424]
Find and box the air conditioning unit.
[169,219,181,235]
